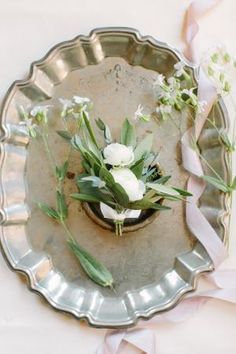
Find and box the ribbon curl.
[97,1,235,353]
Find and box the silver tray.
[0,28,230,328]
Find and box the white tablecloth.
[1,1,236,353]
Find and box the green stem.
[183,71,192,83]
[169,113,182,137]
[229,93,236,150]
[60,219,76,242]
[150,195,163,203]
[145,189,156,199]
[41,132,57,175]
[196,149,225,182]
[206,117,222,136]
[226,95,235,251]
[115,220,123,236]
[82,111,99,148]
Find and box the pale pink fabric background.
[0,1,236,353]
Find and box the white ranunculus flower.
[100,202,141,221]
[103,143,134,166]
[110,168,145,202]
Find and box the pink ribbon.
[97,1,235,353]
[183,0,223,62]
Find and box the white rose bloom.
[100,203,141,221]
[110,168,145,202]
[103,143,134,166]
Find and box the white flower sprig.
[19,104,51,137]
[134,104,151,122]
[153,63,206,121]
[201,45,236,95]
[59,95,92,121]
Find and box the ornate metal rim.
[0,27,230,328]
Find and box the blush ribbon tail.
[96,1,233,353]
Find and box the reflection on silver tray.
[0,28,230,328]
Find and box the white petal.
[100,203,126,221]
[124,209,141,219]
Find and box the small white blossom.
[59,96,91,119]
[174,61,186,77]
[134,104,150,122]
[201,44,236,95]
[134,104,144,119]
[156,104,172,118]
[73,96,90,105]
[103,143,134,166]
[19,117,34,128]
[154,75,182,104]
[82,176,106,189]
[182,88,197,101]
[30,105,51,118]
[166,77,181,101]
[154,74,165,86]
[19,106,38,138]
[59,98,75,118]
[59,98,74,109]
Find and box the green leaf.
[146,182,181,197]
[37,202,60,219]
[85,137,103,160]
[121,118,136,146]
[230,176,236,190]
[130,158,145,179]
[56,161,68,182]
[120,118,136,147]
[99,166,115,186]
[57,130,73,141]
[104,125,112,144]
[71,135,86,152]
[87,150,103,167]
[70,193,102,203]
[95,118,113,144]
[143,151,158,167]
[82,176,105,188]
[155,175,171,184]
[142,167,156,182]
[172,187,192,196]
[95,117,106,130]
[99,167,129,207]
[77,176,116,206]
[82,160,91,174]
[113,183,130,207]
[202,175,231,193]
[128,198,170,210]
[82,111,99,148]
[56,191,68,219]
[134,134,153,162]
[67,238,113,288]
[220,132,235,152]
